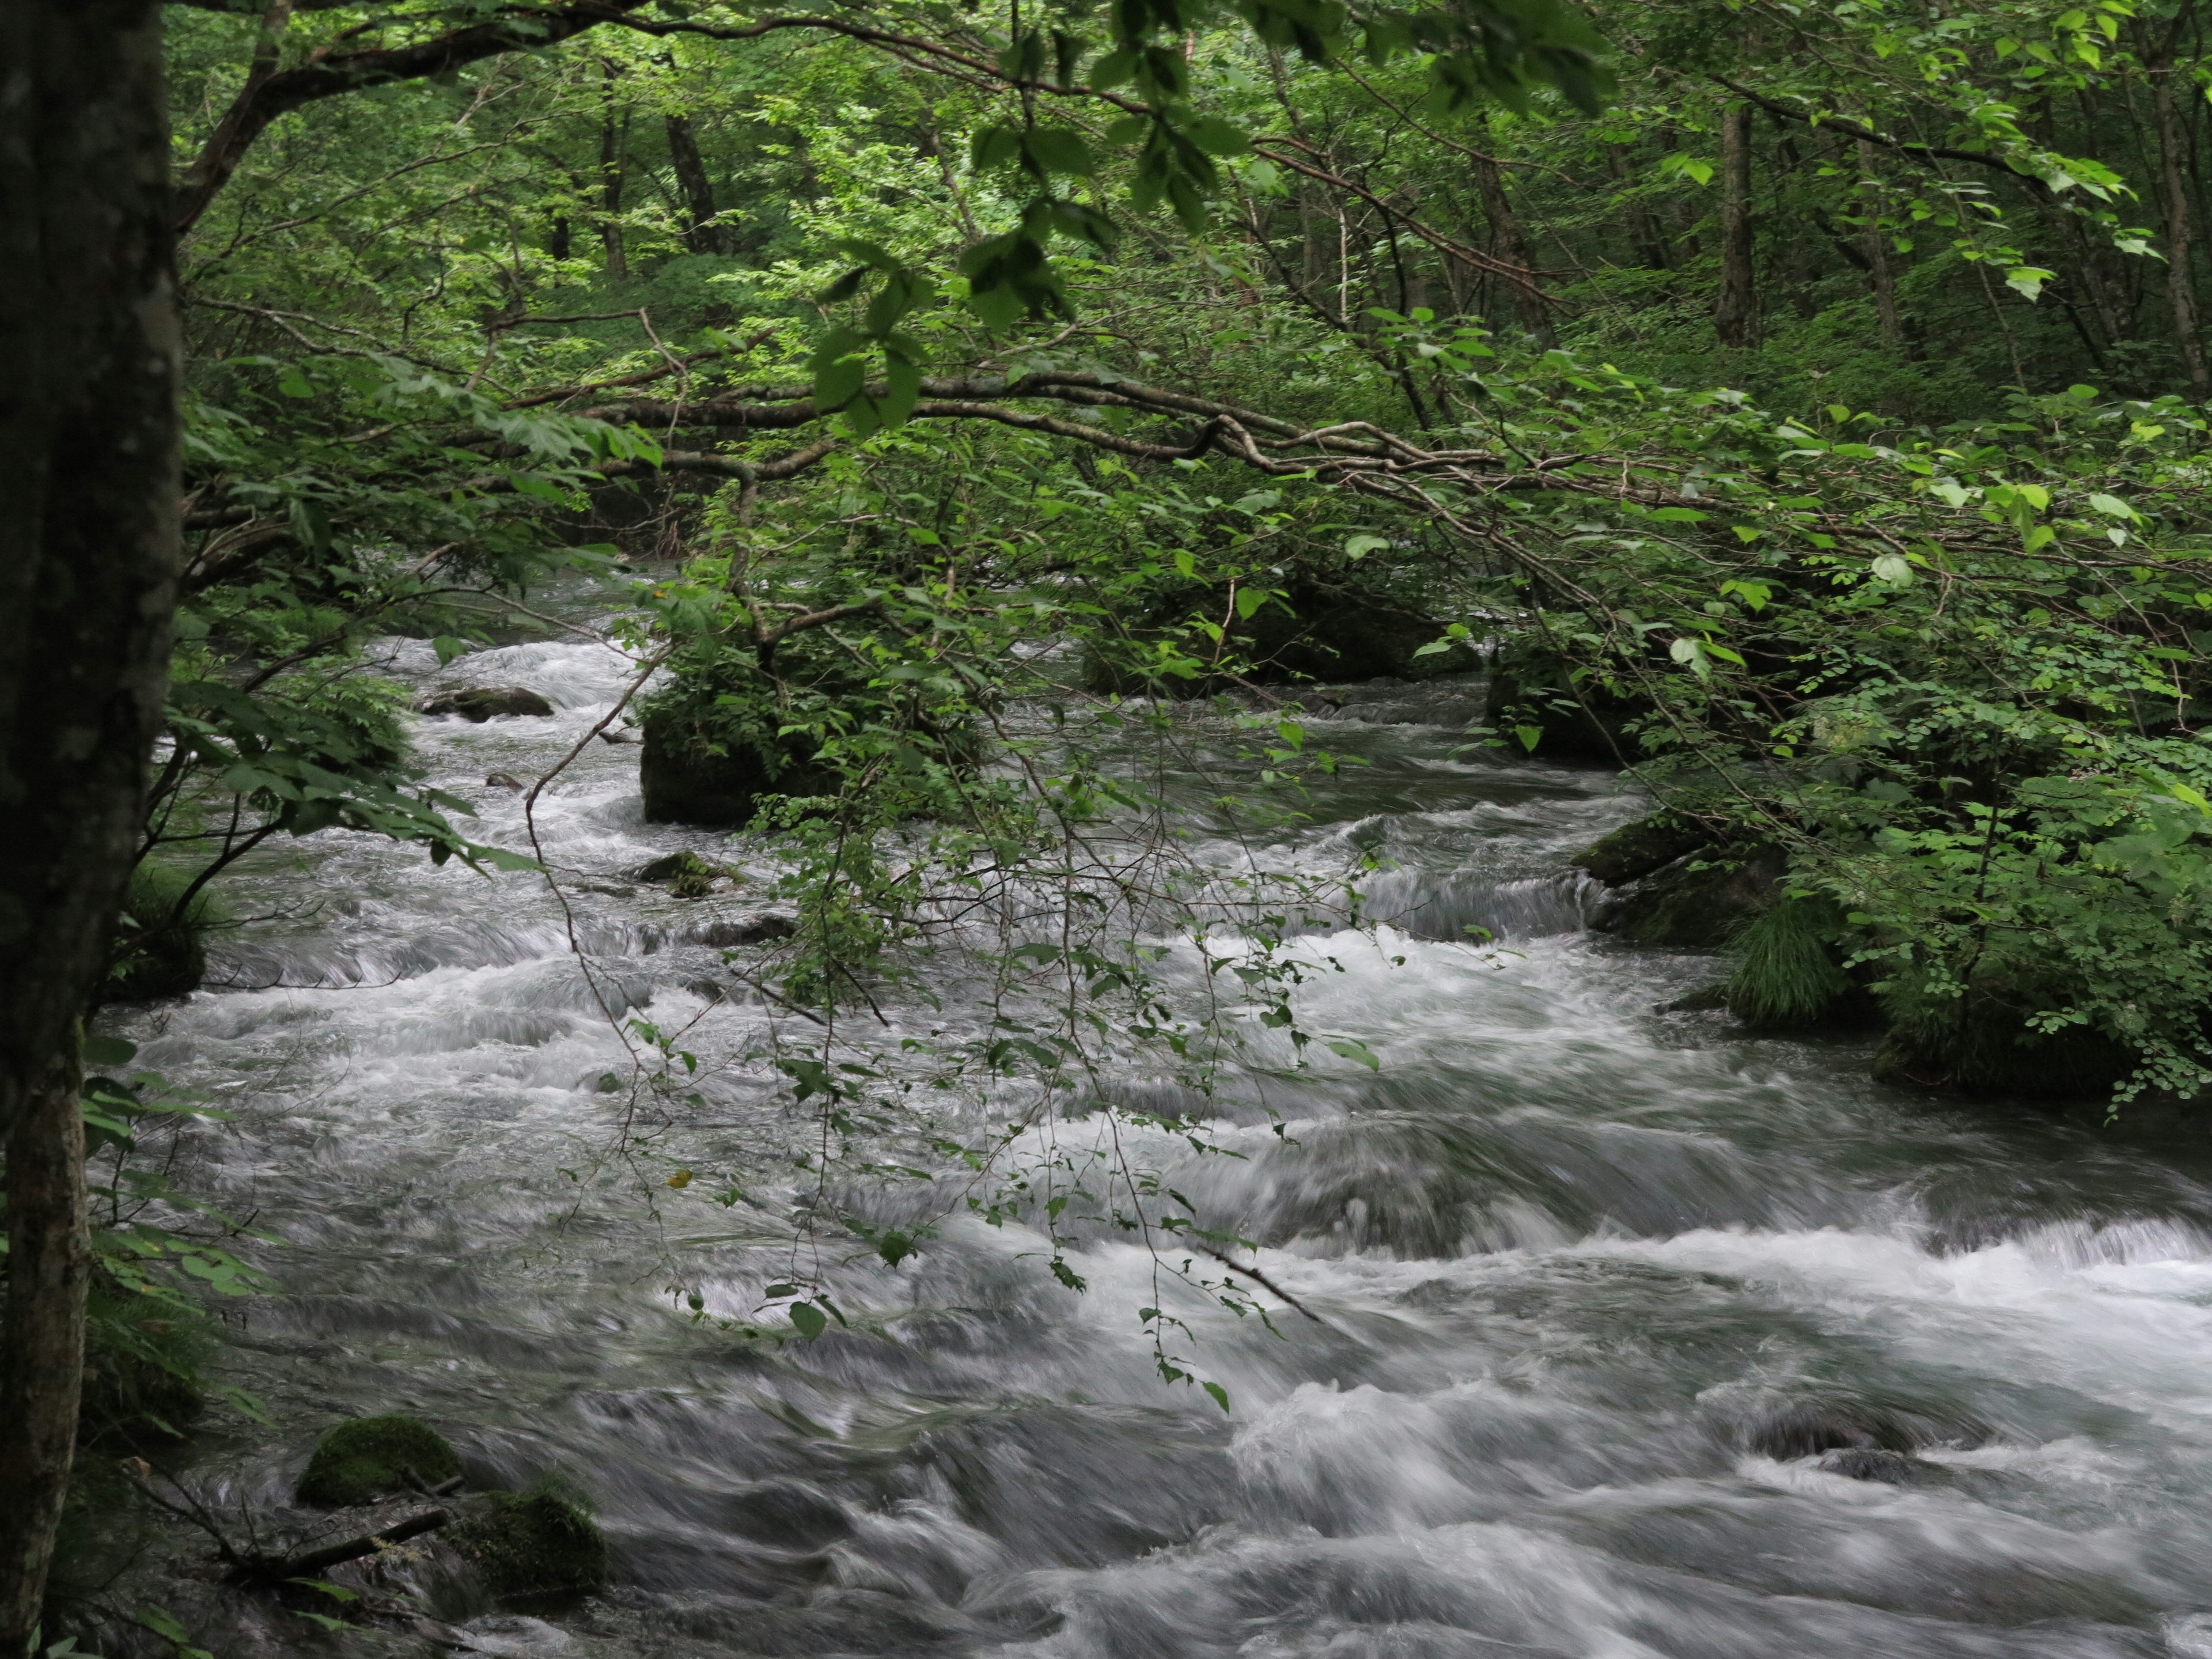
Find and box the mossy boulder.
[104,863,225,1003]
[297,1415,461,1507]
[1590,843,1786,949]
[416,686,555,721]
[449,1487,607,1598]
[639,711,841,828]
[1872,984,2134,1100]
[1085,583,1480,695]
[632,850,737,897]
[1483,652,1648,765]
[1571,815,1710,885]
[1573,816,1786,949]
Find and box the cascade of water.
[97,621,2212,1658]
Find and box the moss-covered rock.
[639,711,841,828]
[1085,584,1480,695]
[449,1487,607,1598]
[1592,843,1786,949]
[297,1415,461,1507]
[1872,984,2134,1100]
[1483,653,1647,765]
[632,849,737,897]
[104,863,225,1003]
[1571,815,1711,885]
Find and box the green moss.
[297,1415,461,1507]
[449,1486,607,1598]
[634,850,730,897]
[1571,815,1710,886]
[1597,844,1786,948]
[1726,896,1855,1029]
[106,863,227,1002]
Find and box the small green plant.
[1726,896,1855,1030]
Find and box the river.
[100,620,2212,1658]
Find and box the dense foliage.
[91,0,2210,1398]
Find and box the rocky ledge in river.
[415,686,555,721]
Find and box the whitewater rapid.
[100,621,2212,1658]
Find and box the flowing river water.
[98,620,2212,1659]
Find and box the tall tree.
[0,0,181,1649]
[1714,100,1758,347]
[2146,3,2210,402]
[666,111,729,255]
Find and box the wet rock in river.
[448,1486,607,1598]
[1083,581,1480,695]
[1818,1448,1931,1484]
[484,771,528,790]
[417,686,555,721]
[297,1414,461,1507]
[1576,817,1785,950]
[639,712,840,828]
[1872,983,2134,1100]
[632,850,736,897]
[1736,1399,1988,1462]
[1571,815,1710,885]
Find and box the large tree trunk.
[1471,148,1555,345]
[0,1068,89,1656]
[1714,101,1758,349]
[2148,21,2210,402]
[665,113,727,255]
[0,0,182,1647]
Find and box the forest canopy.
[156,0,2212,1111]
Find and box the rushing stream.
[99,619,2212,1659]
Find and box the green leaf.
[1325,1037,1380,1070]
[1203,1380,1231,1413]
[1181,115,1252,157]
[83,1034,138,1068]
[789,1301,827,1339]
[1343,533,1389,559]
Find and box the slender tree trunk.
[0,0,181,1647]
[1660,127,1703,262]
[597,69,628,282]
[1856,139,1905,353]
[1605,143,1669,270]
[1714,101,1758,349]
[1471,147,1555,345]
[665,112,725,255]
[2148,27,2211,402]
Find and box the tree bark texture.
[2148,29,2211,402]
[1715,101,1758,349]
[665,113,728,255]
[0,1070,89,1657]
[0,0,181,1644]
[1856,139,1906,354]
[1605,143,1670,270]
[1471,150,1555,346]
[599,76,630,282]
